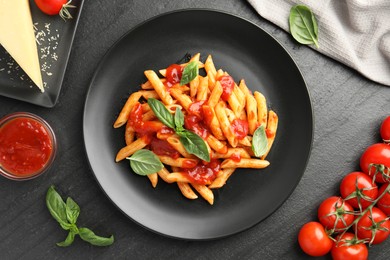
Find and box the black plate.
[83,9,313,240]
[0,0,84,107]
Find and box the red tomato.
[378,183,390,216]
[298,222,333,257]
[35,0,68,15]
[340,172,378,210]
[318,196,354,231]
[355,207,390,244]
[381,116,390,143]
[360,143,390,183]
[331,232,368,260]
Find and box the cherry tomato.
[381,116,390,143]
[298,222,333,257]
[340,172,378,210]
[355,207,390,245]
[378,183,390,216]
[331,232,368,260]
[318,196,354,231]
[360,143,390,183]
[35,0,68,15]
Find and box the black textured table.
[1,1,389,259]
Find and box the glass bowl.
[0,112,57,181]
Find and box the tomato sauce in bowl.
[0,112,57,180]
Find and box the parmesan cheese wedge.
[0,0,44,92]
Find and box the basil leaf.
[46,186,71,230]
[289,5,319,48]
[79,227,114,247]
[147,98,175,129]
[127,149,163,175]
[174,107,185,132]
[180,61,198,85]
[252,125,268,157]
[65,197,80,224]
[57,231,76,247]
[178,130,210,162]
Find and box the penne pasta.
[144,70,173,105]
[125,121,135,145]
[114,53,278,205]
[169,88,192,111]
[246,94,258,135]
[191,183,214,205]
[113,91,142,128]
[209,169,235,189]
[212,147,251,159]
[177,182,198,199]
[207,81,223,107]
[147,173,158,188]
[262,110,278,159]
[166,135,194,158]
[254,91,267,127]
[157,167,174,183]
[116,137,149,162]
[206,135,228,154]
[158,156,198,168]
[215,101,237,147]
[221,158,270,169]
[166,172,191,183]
[196,76,209,101]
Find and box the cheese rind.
[0,0,44,92]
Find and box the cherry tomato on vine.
[331,232,368,260]
[298,222,333,257]
[378,183,390,216]
[34,0,75,19]
[355,206,390,245]
[381,116,390,143]
[340,172,378,210]
[318,196,354,231]
[360,143,390,183]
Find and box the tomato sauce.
[266,128,274,138]
[184,114,209,139]
[129,102,163,141]
[218,75,235,101]
[150,137,180,159]
[0,117,53,176]
[188,100,206,118]
[165,64,183,87]
[231,119,249,140]
[182,159,221,185]
[230,153,242,162]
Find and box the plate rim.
[83,8,314,240]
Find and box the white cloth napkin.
[247,0,390,86]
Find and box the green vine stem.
[331,180,390,245]
[60,0,76,21]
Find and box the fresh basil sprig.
[127,149,163,175]
[289,5,319,48]
[180,61,198,85]
[252,125,268,157]
[147,98,210,162]
[46,186,114,247]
